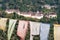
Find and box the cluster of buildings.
[5,9,57,19]
[41,4,57,9]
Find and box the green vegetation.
[0,0,60,11]
[56,6,60,24]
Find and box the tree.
[56,5,60,24]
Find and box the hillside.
[0,0,60,11]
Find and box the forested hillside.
[0,0,60,11]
